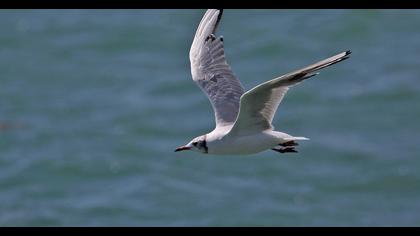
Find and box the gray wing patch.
[190,10,245,128]
[195,36,245,127]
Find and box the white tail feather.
[284,136,310,141]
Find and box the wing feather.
[190,9,245,128]
[229,51,351,135]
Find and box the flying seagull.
[175,9,350,155]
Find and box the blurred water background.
[0,9,419,226]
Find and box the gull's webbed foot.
[271,147,298,153]
[279,141,299,147]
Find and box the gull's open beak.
[174,146,191,152]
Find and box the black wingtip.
[341,50,352,61]
[210,9,223,35]
[217,9,223,22]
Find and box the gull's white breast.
[207,130,281,155]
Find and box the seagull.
[175,9,350,155]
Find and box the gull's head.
[175,135,208,154]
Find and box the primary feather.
[189,9,245,128]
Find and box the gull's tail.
[284,136,310,141]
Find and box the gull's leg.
[279,141,299,147]
[271,147,298,153]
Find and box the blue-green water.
[0,9,419,226]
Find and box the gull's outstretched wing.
[229,51,351,135]
[190,9,245,128]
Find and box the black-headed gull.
[175,9,351,155]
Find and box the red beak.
[174,146,191,152]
